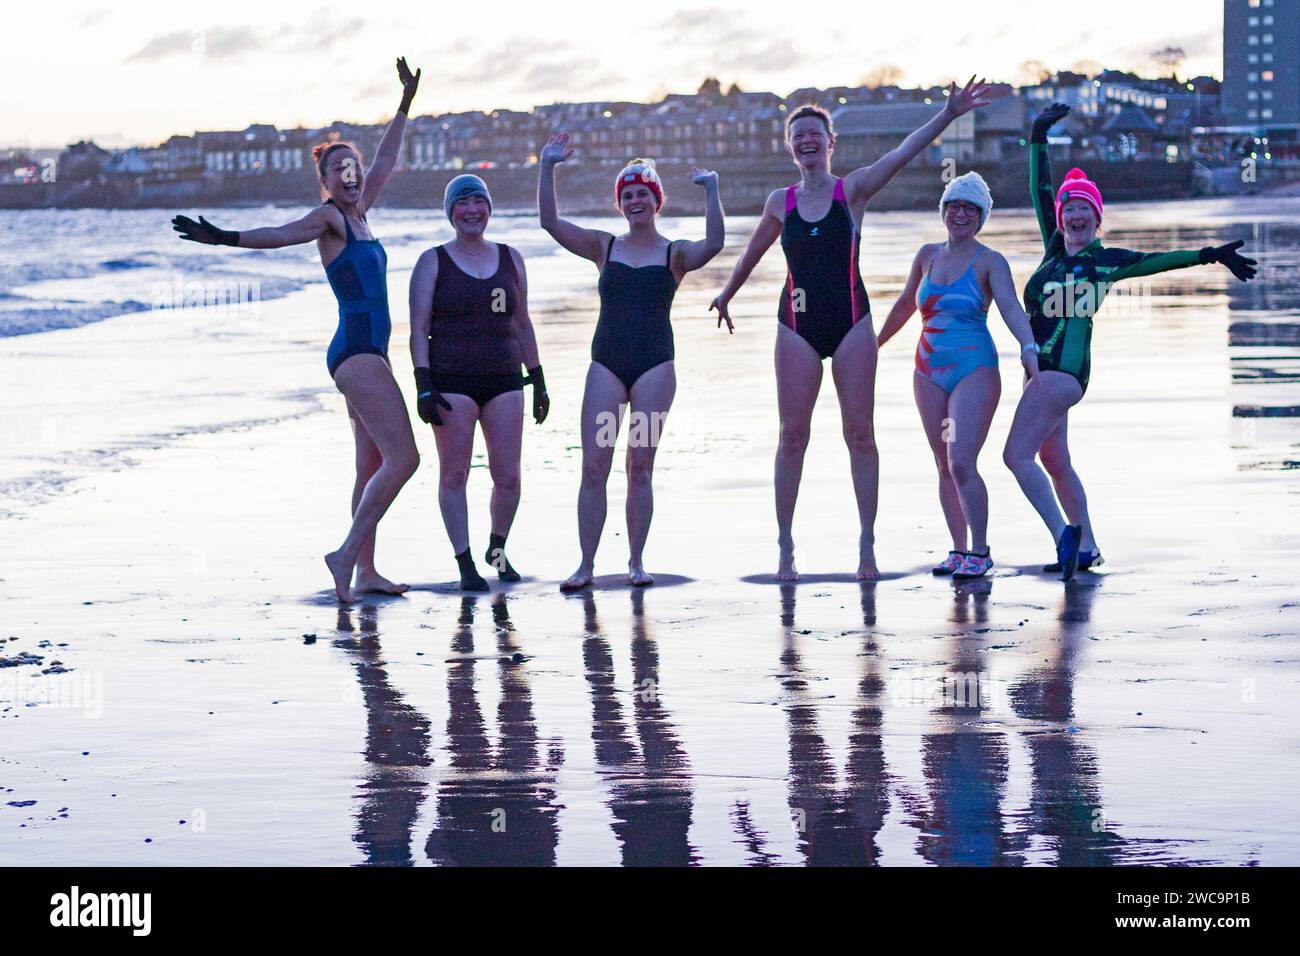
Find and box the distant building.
[58,140,111,180]
[1223,0,1299,125]
[832,102,947,166]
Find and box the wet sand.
[1,198,1297,865]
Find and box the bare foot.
[856,541,881,581]
[355,570,410,595]
[324,550,356,603]
[628,561,654,587]
[560,565,594,592]
[776,543,799,582]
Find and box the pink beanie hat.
[1055,168,1103,229]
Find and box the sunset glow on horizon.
[6,0,1223,148]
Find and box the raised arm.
[709,187,785,332]
[537,132,609,264]
[1029,103,1070,249]
[171,204,336,249]
[845,76,991,210]
[671,167,725,276]
[361,57,420,211]
[985,250,1039,379]
[876,245,929,348]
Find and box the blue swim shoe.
[1044,549,1102,573]
[1054,525,1082,581]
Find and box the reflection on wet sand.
[1007,579,1129,865]
[425,595,562,865]
[1228,221,1300,448]
[333,604,432,866]
[776,584,890,865]
[580,590,696,865]
[915,585,1020,866]
[328,577,1235,866]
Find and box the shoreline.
[1,196,1297,865]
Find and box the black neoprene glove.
[1199,239,1257,282]
[525,365,549,425]
[414,367,453,426]
[1031,103,1071,143]
[171,214,240,246]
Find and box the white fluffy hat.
[940,171,993,230]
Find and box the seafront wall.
[0,159,1220,214]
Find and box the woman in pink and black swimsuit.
[711,78,991,581]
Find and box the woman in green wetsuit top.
[1002,103,1258,580]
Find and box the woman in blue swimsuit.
[711,78,991,581]
[878,172,1039,579]
[172,58,422,603]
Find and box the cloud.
[200,27,265,59]
[77,6,111,30]
[126,25,266,64]
[126,30,198,63]
[307,16,368,51]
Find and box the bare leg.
[774,325,822,581]
[562,363,627,591]
[1002,372,1083,546]
[944,367,1001,554]
[430,394,481,554]
[831,321,881,580]
[348,405,409,594]
[478,389,526,574]
[1037,412,1099,553]
[324,355,420,603]
[913,373,967,552]
[625,362,676,586]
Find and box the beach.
[1,197,1297,865]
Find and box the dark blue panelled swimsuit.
[323,200,391,377]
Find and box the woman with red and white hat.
[538,132,725,590]
[1003,103,1258,580]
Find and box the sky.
[3,0,1224,149]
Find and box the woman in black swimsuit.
[711,79,990,581]
[538,132,724,590]
[409,175,547,592]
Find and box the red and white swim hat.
[615,159,664,210]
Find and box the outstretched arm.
[876,245,928,348]
[361,56,420,211]
[672,167,725,275]
[845,76,991,209]
[1103,239,1257,284]
[538,132,609,264]
[172,204,335,249]
[709,188,784,332]
[1029,103,1070,249]
[986,251,1039,379]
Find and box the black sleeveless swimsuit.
[427,242,525,408]
[592,236,678,390]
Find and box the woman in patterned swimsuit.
[878,172,1039,580]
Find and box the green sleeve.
[1029,142,1056,250]
[1103,248,1203,283]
